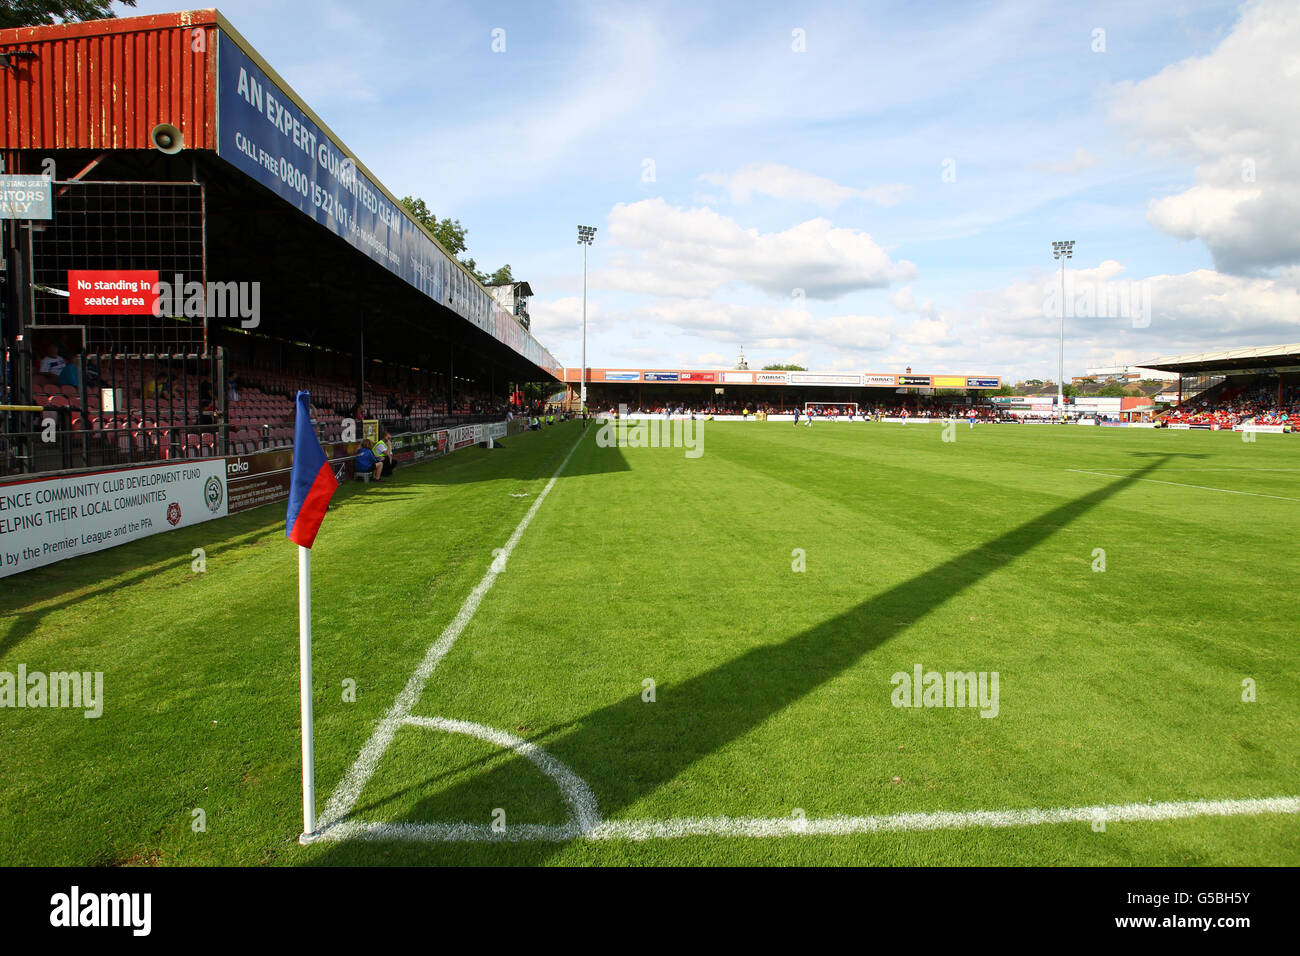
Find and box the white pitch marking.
[587,796,1300,841]
[310,794,1300,844]
[1155,468,1300,473]
[315,433,585,835]
[1066,469,1300,502]
[403,715,600,834]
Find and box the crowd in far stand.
[1163,386,1299,429]
[602,399,1003,420]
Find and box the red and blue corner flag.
[285,391,339,548]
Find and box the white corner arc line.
[1066,469,1300,502]
[403,715,600,834]
[316,432,586,834]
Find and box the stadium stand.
[0,12,561,480]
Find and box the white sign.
[0,175,53,219]
[789,372,863,386]
[0,460,228,578]
[755,372,788,384]
[723,372,753,384]
[863,374,897,386]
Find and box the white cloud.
[889,285,939,320]
[700,162,911,208]
[528,296,606,344]
[635,299,896,355]
[962,262,1300,381]
[601,198,915,300]
[1109,0,1300,273]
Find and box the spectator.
[57,353,81,388]
[39,344,66,375]
[373,431,396,478]
[355,438,384,482]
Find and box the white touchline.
[1066,469,1300,502]
[313,433,587,837]
[586,795,1300,842]
[309,718,1300,843]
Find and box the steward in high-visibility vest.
[373,433,397,477]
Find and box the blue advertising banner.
[966,377,1000,388]
[215,32,559,375]
[643,372,680,382]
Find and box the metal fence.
[6,351,227,477]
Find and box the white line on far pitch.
[313,432,586,837]
[1066,469,1300,502]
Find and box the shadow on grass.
[305,456,1174,865]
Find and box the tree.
[0,0,134,28]
[762,363,807,371]
[1062,383,1079,398]
[1025,378,1044,387]
[400,196,469,258]
[993,384,1014,397]
[1097,384,1128,397]
[485,264,514,286]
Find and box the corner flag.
[286,391,339,547]
[284,391,338,841]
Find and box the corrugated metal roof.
[1141,343,1300,372]
[0,10,219,151]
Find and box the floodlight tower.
[1052,240,1075,423]
[577,225,597,411]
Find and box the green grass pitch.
[1,420,1296,865]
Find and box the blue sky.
[124,0,1299,380]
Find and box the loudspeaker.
[150,123,184,155]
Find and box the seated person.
[354,438,384,481]
[40,344,66,375]
[373,431,396,478]
[57,355,80,388]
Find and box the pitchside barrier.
[0,419,515,578]
[224,420,516,514]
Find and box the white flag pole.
[298,543,316,840]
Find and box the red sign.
[680,372,717,382]
[68,270,159,315]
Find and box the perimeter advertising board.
[789,372,863,386]
[225,442,356,514]
[0,460,228,578]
